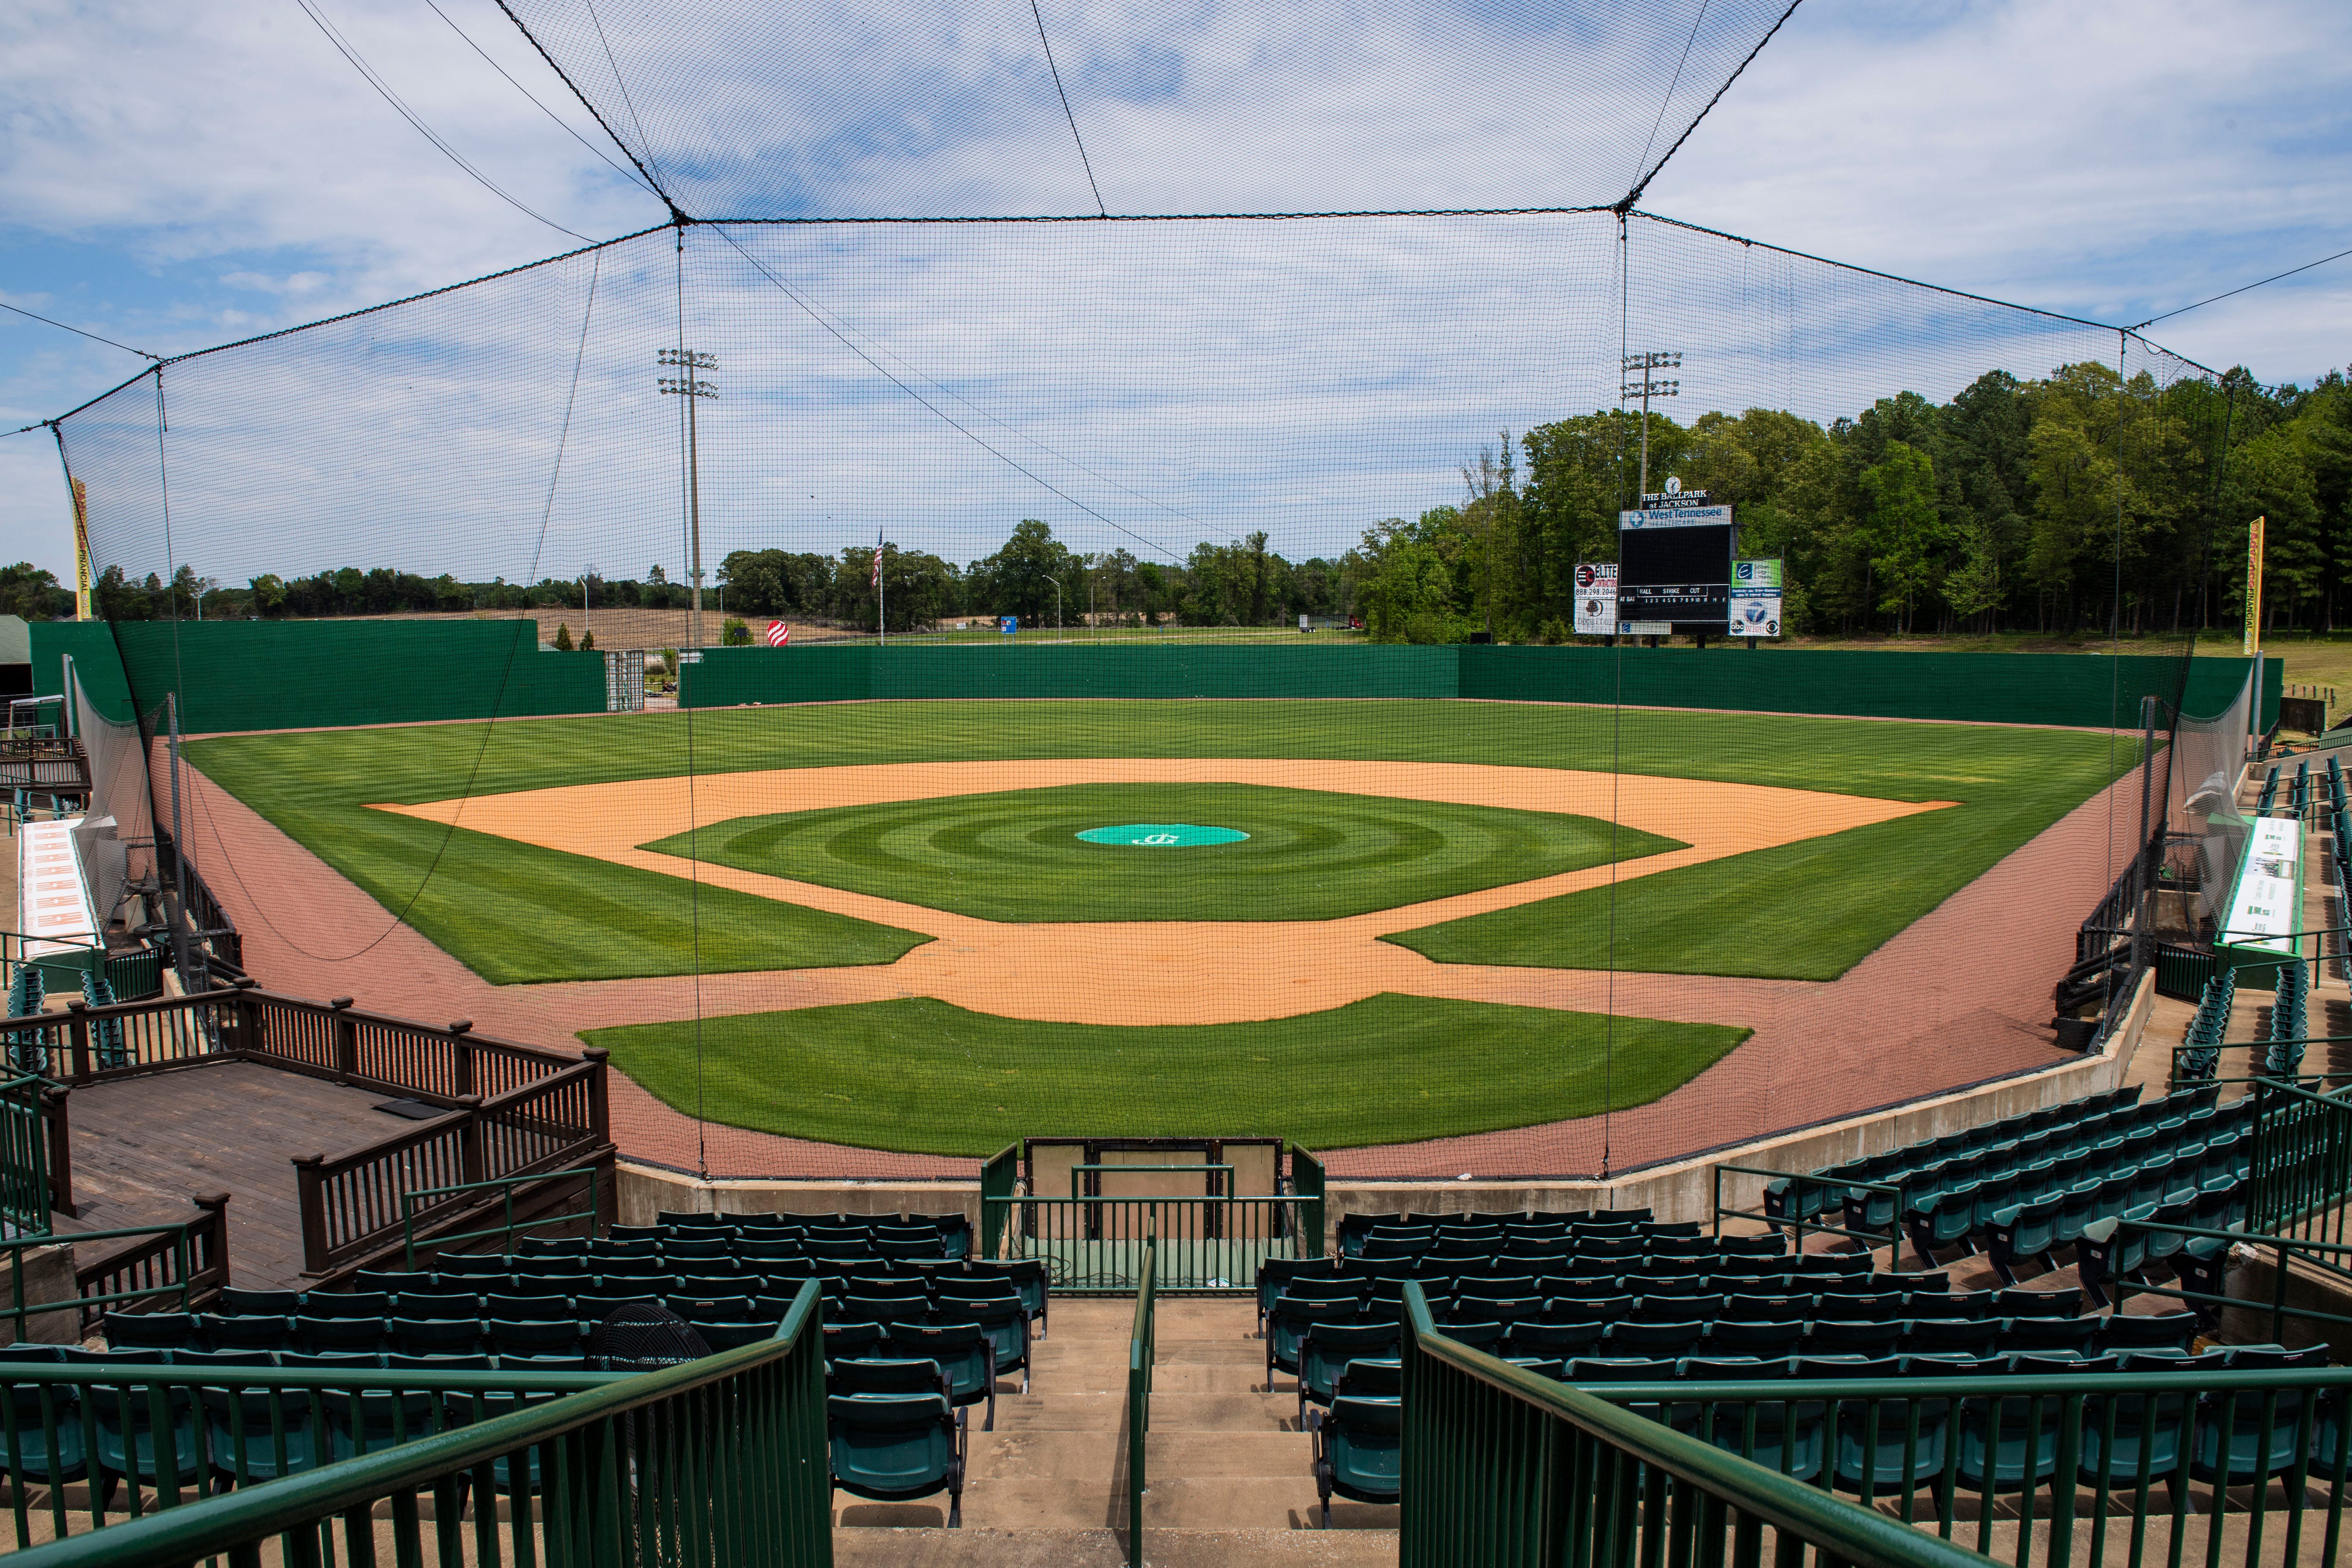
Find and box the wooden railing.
[1,982,609,1283]
[293,1054,610,1277]
[67,1194,232,1334]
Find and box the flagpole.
[875,526,886,648]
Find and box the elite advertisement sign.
[1573,563,1618,636]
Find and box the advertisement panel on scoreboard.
[1573,563,1617,635]
[1727,558,1783,638]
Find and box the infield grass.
[185,699,2131,985]
[583,993,1750,1154]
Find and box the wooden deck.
[55,1062,419,1289]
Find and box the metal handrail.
[400,1162,601,1268]
[1125,1220,1157,1568]
[0,1214,222,1339]
[3,1280,827,1568]
[1400,1283,1995,1568]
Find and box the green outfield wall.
[30,620,607,732]
[683,641,2280,732]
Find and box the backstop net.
[38,0,2245,1183]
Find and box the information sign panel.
[1573,563,1618,636]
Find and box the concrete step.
[1146,1478,1398,1532]
[833,1525,1399,1567]
[994,1391,1296,1432]
[1144,1431,1310,1477]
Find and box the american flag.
[871,541,883,588]
[764,620,790,647]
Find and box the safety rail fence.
[2248,1077,2352,1272]
[401,1165,604,1271]
[977,1144,1020,1264]
[147,831,241,976]
[1554,1358,2352,1568]
[0,1074,52,1240]
[1124,1224,1157,1568]
[1398,1283,1998,1568]
[2153,942,2220,1004]
[296,1057,611,1277]
[0,1279,830,1565]
[1293,1145,1328,1258]
[2104,1218,2352,1346]
[0,1198,233,1342]
[0,738,89,803]
[983,1195,1314,1292]
[1715,1164,1916,1274]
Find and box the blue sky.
[3,0,2347,584]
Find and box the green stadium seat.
[218,1288,304,1316]
[296,1316,388,1354]
[1309,1396,1402,1527]
[1268,1297,1361,1382]
[102,1312,203,1353]
[389,1318,481,1358]
[2092,1312,2197,1355]
[2194,1347,2333,1489]
[1707,1320,1804,1359]
[202,1315,296,1355]
[883,1323,996,1429]
[1687,1357,1824,1479]
[63,1348,204,1508]
[1603,1320,1704,1358]
[0,1346,86,1491]
[827,1393,965,1527]
[1335,1358,1403,1400]
[1298,1321,1403,1419]
[486,1319,585,1359]
[1503,1320,1603,1360]
[1804,1320,1901,1359]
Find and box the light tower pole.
[658,348,719,651]
[1620,350,1682,500]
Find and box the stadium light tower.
[658,348,719,651]
[1621,350,1682,501]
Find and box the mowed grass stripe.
[647,781,1675,923]
[583,994,1751,1155]
[184,700,2130,985]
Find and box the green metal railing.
[3,1279,832,1566]
[1124,1222,1158,1568]
[984,1194,1313,1292]
[2247,1076,2352,1271]
[1399,1283,1996,1568]
[0,1070,52,1240]
[400,1164,602,1269]
[1714,1163,1914,1273]
[2106,1216,2352,1342]
[1563,1361,2352,1568]
[0,1209,228,1342]
[979,1143,1019,1261]
[1293,1144,1327,1258]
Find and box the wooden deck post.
[449,1021,474,1100]
[581,1048,611,1144]
[292,1153,329,1276]
[63,1002,90,1084]
[456,1095,486,1188]
[39,1086,72,1218]
[329,997,357,1083]
[229,977,260,1056]
[191,1191,232,1298]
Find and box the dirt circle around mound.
[374,759,1947,1026]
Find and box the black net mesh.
[34,4,2257,1190]
[495,0,1801,218]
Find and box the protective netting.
[495,0,1801,218]
[34,3,2254,1184]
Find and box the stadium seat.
[2195,1347,2333,1488]
[203,1315,296,1355]
[827,1394,966,1526]
[0,1345,86,1491]
[1335,1358,1404,1400]
[63,1348,204,1508]
[1298,1321,1403,1420]
[1268,1297,1361,1382]
[218,1288,305,1316]
[1308,1396,1402,1527]
[885,1322,997,1430]
[1688,1357,1824,1479]
[486,1319,585,1359]
[102,1312,204,1353]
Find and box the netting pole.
[166,693,193,995]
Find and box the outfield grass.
[186,699,2129,985]
[648,781,1674,923]
[582,994,1750,1154]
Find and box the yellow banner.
[70,478,92,621]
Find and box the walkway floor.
[58,1062,409,1289]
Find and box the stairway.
[833,1296,1399,1566]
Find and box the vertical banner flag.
[2244,515,2265,656]
[1728,558,1784,638]
[1572,563,1618,636]
[70,479,92,621]
[763,620,790,647]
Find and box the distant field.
[185,699,2129,986]
[583,994,1750,1154]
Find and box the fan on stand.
[585,1304,713,1544]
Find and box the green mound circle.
[1075,823,1251,847]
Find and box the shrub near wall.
[683,641,2276,732]
[34,621,607,733]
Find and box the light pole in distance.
[1620,351,1681,500]
[658,348,719,650]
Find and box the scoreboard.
[1617,489,1734,635]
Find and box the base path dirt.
[172,746,2129,1180]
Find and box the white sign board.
[2221,815,2302,955]
[1618,504,1733,531]
[1573,564,1618,636]
[1727,558,1784,638]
